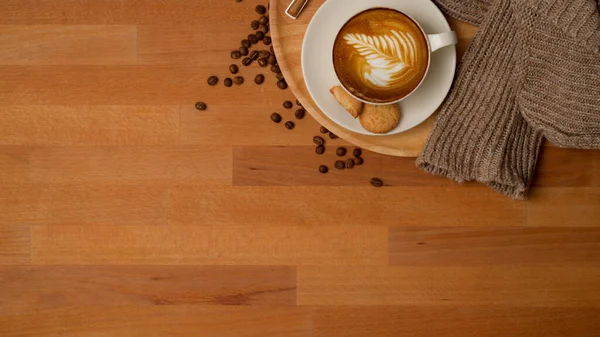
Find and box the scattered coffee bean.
[255,5,267,14]
[233,76,244,85]
[241,39,251,48]
[264,36,272,45]
[267,54,277,65]
[319,165,328,174]
[313,136,325,145]
[283,101,293,109]
[239,46,249,56]
[250,50,260,60]
[353,148,362,157]
[229,64,239,74]
[258,58,268,67]
[316,145,325,154]
[259,50,270,58]
[270,45,274,54]
[336,147,347,156]
[370,178,384,187]
[296,99,302,105]
[242,57,252,66]
[276,73,285,81]
[248,34,258,44]
[270,112,282,123]
[271,64,281,73]
[319,126,329,134]
[254,74,265,84]
[251,20,259,30]
[224,77,233,87]
[258,15,269,25]
[329,132,338,139]
[285,121,295,130]
[195,101,207,111]
[235,0,242,2]
[207,76,218,86]
[255,31,264,40]
[295,109,305,119]
[354,157,364,165]
[346,158,355,169]
[259,25,268,34]
[335,160,345,170]
[277,80,288,90]
[231,50,241,59]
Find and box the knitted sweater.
[417,0,600,199]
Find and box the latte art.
[343,31,418,88]
[333,8,429,103]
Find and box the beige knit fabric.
[417,0,600,199]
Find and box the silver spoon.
[285,0,310,19]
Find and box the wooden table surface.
[0,1,599,336]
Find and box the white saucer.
[301,0,456,136]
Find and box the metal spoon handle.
[285,0,310,19]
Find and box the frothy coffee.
[333,8,429,103]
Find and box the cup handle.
[428,31,458,52]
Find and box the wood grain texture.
[0,0,598,335]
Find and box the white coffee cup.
[333,7,458,105]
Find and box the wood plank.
[313,306,600,337]
[0,226,29,265]
[297,266,600,306]
[0,306,312,337]
[389,227,600,266]
[532,147,596,187]
[30,225,387,265]
[169,186,525,226]
[0,185,166,226]
[0,0,261,24]
[0,106,179,146]
[0,266,295,307]
[0,146,232,185]
[0,25,137,65]
[527,188,600,227]
[233,146,455,186]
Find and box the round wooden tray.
[270,0,474,157]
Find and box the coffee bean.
[254,74,265,84]
[329,132,338,139]
[255,5,267,14]
[353,148,362,157]
[354,157,364,165]
[296,99,302,106]
[313,136,325,145]
[271,64,281,73]
[336,147,347,156]
[315,145,325,154]
[346,158,354,169]
[370,178,383,187]
[319,126,329,134]
[233,76,244,85]
[231,50,241,59]
[259,25,269,34]
[241,39,251,48]
[267,54,277,65]
[276,73,285,81]
[259,50,270,58]
[335,160,345,170]
[235,0,242,2]
[263,36,272,45]
[239,46,249,56]
[258,15,269,25]
[258,58,268,67]
[255,31,264,40]
[295,109,305,119]
[248,34,258,44]
[270,45,274,54]
[251,20,259,30]
[284,121,295,130]
[224,77,233,87]
[207,76,218,86]
[270,112,282,123]
[283,101,293,109]
[319,165,328,173]
[242,57,252,66]
[195,101,207,111]
[250,50,260,60]
[277,80,288,90]
[229,64,239,74]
